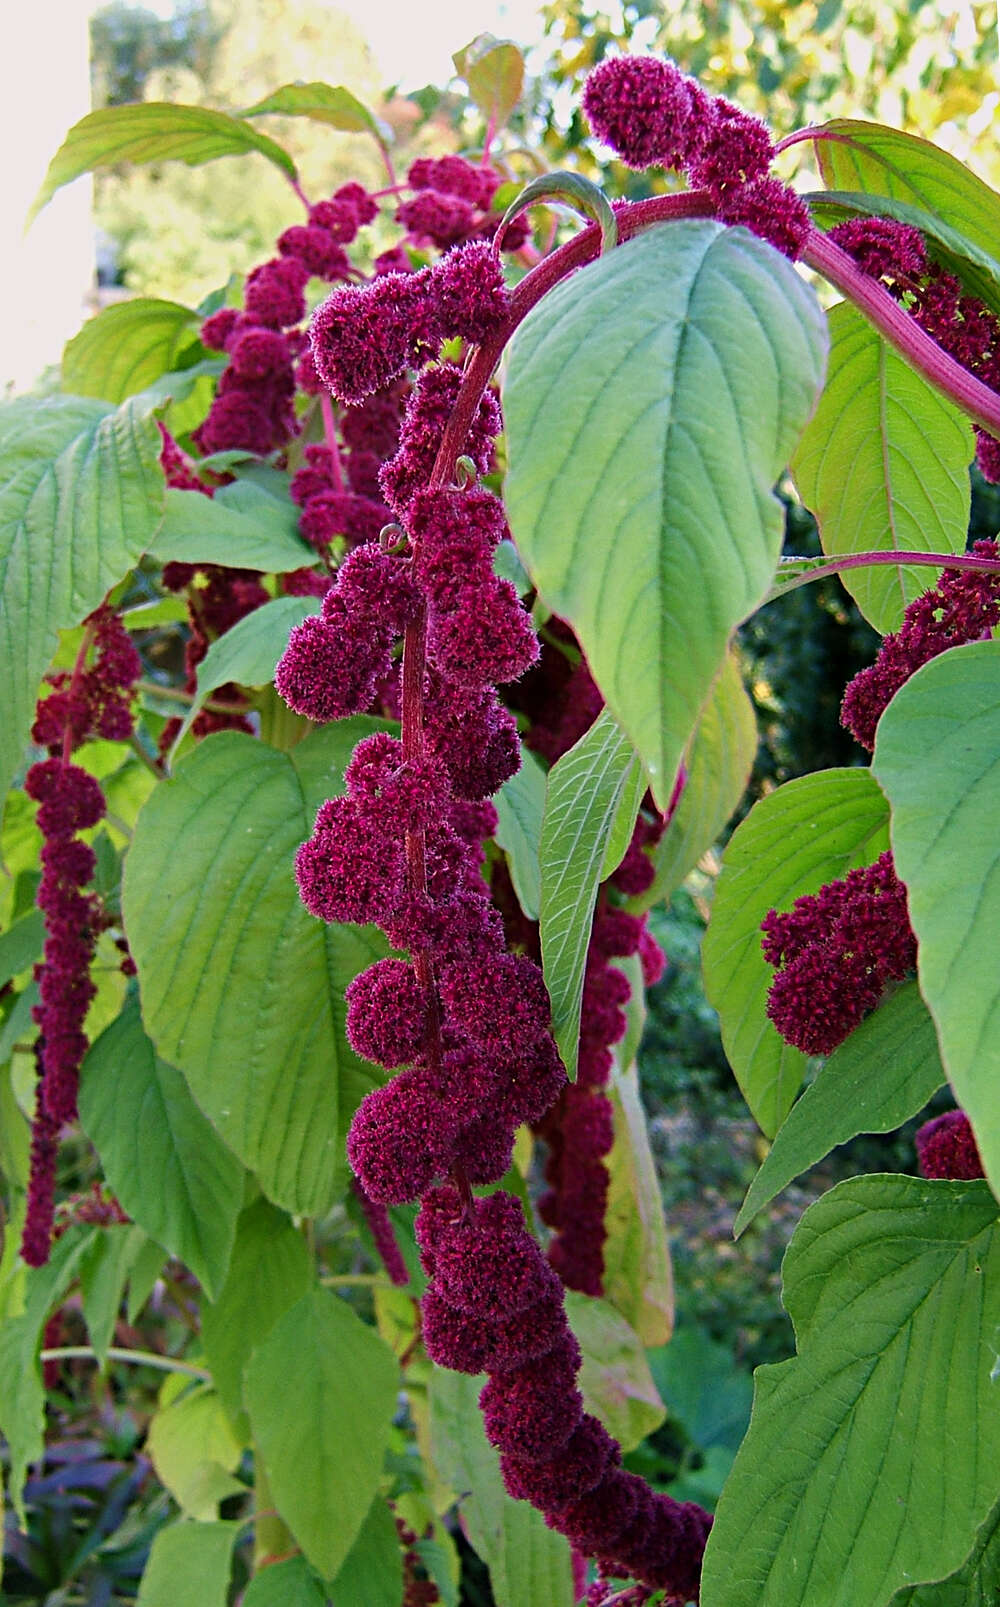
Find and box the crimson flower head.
[582,55,698,171]
[310,273,440,404]
[762,851,917,1055]
[915,1110,984,1180]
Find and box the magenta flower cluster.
[31,604,141,752]
[840,538,1000,750]
[761,851,917,1055]
[581,54,811,259]
[195,181,375,458]
[21,604,143,1266]
[915,1110,985,1180]
[417,1186,711,1600]
[310,241,511,407]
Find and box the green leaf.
[791,302,970,633]
[429,1369,576,1607]
[808,191,1000,319]
[136,1519,238,1607]
[493,747,547,920]
[734,983,945,1235]
[629,651,757,913]
[201,1198,313,1440]
[453,35,525,128]
[169,594,322,751]
[603,1058,674,1346]
[126,1236,168,1322]
[647,1324,753,1455]
[122,725,390,1216]
[702,767,890,1135]
[63,299,200,404]
[32,103,296,219]
[0,1062,30,1190]
[244,1288,399,1580]
[0,910,44,988]
[328,1497,404,1607]
[700,1174,1000,1607]
[151,483,314,573]
[147,1384,245,1518]
[241,82,390,144]
[565,1292,665,1452]
[79,1224,147,1366]
[0,1227,97,1519]
[872,639,1000,1199]
[813,121,1000,300]
[539,709,646,1078]
[503,220,827,807]
[79,998,245,1298]
[0,394,165,804]
[242,1556,328,1607]
[889,1497,1000,1605]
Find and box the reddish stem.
[319,393,345,493]
[802,228,1000,436]
[61,619,99,766]
[771,546,1000,600]
[288,174,312,214]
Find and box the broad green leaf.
[242,1556,328,1606]
[127,1236,168,1322]
[0,1227,97,1519]
[603,1058,674,1346]
[493,746,547,920]
[809,191,1000,318]
[328,1497,403,1607]
[0,986,37,1072]
[629,651,757,913]
[245,1288,399,1580]
[79,999,245,1298]
[504,220,827,807]
[147,1384,245,1518]
[734,982,945,1235]
[889,1497,1000,1605]
[201,1198,313,1440]
[0,394,165,803]
[539,710,645,1078]
[32,103,295,218]
[872,640,1000,1199]
[79,1224,147,1366]
[429,1369,576,1607]
[701,1174,1000,1607]
[63,299,200,403]
[0,910,44,988]
[136,1519,238,1607]
[565,1292,665,1452]
[169,594,322,751]
[0,1062,30,1189]
[241,82,389,144]
[648,1324,753,1455]
[122,725,390,1215]
[151,483,313,573]
[702,767,890,1135]
[813,120,1000,294]
[0,1318,44,1525]
[453,35,525,128]
[791,302,969,633]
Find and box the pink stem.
[482,113,497,164]
[61,620,99,766]
[288,174,312,214]
[774,124,831,154]
[772,546,1000,599]
[319,393,345,493]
